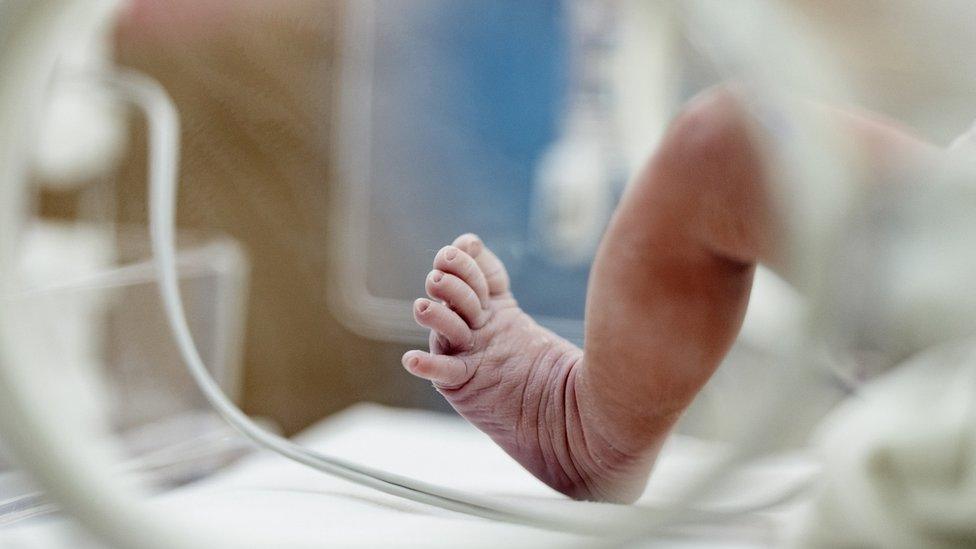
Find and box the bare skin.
[401,87,933,503]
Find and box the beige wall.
[110,0,441,434]
[789,0,976,142]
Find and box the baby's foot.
[401,91,768,504]
[402,234,656,502]
[400,86,934,505]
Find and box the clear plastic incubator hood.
[4,1,976,548]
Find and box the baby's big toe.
[433,245,489,307]
[425,269,487,328]
[451,234,510,297]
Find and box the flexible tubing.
[88,6,826,535]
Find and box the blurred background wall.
[35,0,575,437]
[37,0,972,439]
[102,0,440,435]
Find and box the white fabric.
[1,404,815,547]
[793,123,976,548]
[796,342,976,548]
[949,121,976,152]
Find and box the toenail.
[445,248,457,261]
[416,300,430,313]
[408,357,418,369]
[431,271,443,282]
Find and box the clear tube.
[0,2,841,547]
[86,0,838,536]
[98,65,775,539]
[87,68,596,534]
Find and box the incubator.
[2,1,976,547]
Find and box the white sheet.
[1,404,816,547]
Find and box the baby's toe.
[425,270,487,328]
[401,350,471,389]
[412,298,472,351]
[433,245,489,307]
[451,233,510,297]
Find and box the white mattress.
[1,403,817,547]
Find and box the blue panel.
[365,1,590,324]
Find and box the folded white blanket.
[797,342,976,548]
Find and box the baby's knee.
[659,85,754,172]
[637,84,772,263]
[634,84,759,214]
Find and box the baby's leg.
[576,88,774,470]
[403,86,926,503]
[576,90,937,466]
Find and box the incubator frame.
[0,1,882,547]
[328,0,588,345]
